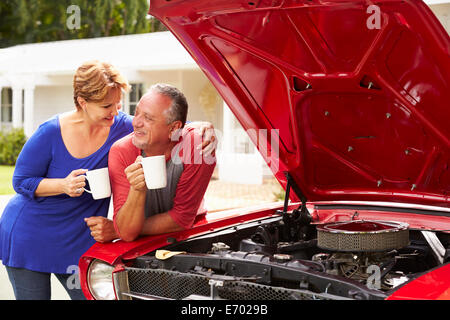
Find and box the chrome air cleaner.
[317,220,409,252]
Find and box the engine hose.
[379,258,397,279]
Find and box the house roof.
[0,31,196,78]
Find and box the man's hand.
[124,156,146,192]
[84,216,118,243]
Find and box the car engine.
[127,206,449,300]
[313,219,411,290]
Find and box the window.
[129,83,144,115]
[1,88,12,126]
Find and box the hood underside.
[149,0,450,207]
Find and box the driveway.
[0,195,70,300]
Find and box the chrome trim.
[113,270,132,300]
[122,292,174,300]
[317,220,409,234]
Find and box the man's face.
[131,90,176,154]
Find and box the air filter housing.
[317,220,409,252]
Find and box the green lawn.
[0,165,15,195]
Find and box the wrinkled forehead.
[137,90,172,115]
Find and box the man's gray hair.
[150,83,188,127]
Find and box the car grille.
[124,267,335,300]
[127,268,210,299]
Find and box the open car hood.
[149,0,450,208]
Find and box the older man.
[107,83,216,242]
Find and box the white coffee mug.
[141,155,167,189]
[83,167,111,200]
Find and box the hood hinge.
[277,172,312,241]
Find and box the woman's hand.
[85,216,118,243]
[186,121,217,157]
[34,168,88,197]
[62,169,87,197]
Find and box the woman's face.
[83,87,122,127]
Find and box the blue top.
[0,111,133,274]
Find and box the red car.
[79,0,450,301]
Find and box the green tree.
[0,0,167,48]
[0,128,27,165]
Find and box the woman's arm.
[13,120,87,199]
[34,169,87,197]
[13,125,53,199]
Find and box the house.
[0,1,448,185]
[0,31,268,184]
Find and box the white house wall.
[132,69,182,87]
[429,3,450,31]
[181,70,223,126]
[34,86,73,130]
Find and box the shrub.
[0,128,27,165]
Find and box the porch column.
[122,91,130,115]
[219,101,263,184]
[12,86,23,129]
[218,102,232,181]
[221,101,233,153]
[23,85,35,137]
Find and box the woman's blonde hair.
[73,60,130,108]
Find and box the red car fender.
[78,202,288,299]
[387,263,450,300]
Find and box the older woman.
[0,60,215,300]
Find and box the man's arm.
[116,157,184,240]
[112,156,148,242]
[141,212,183,235]
[141,129,216,236]
[114,189,146,241]
[113,157,184,241]
[107,138,185,242]
[85,149,146,243]
[108,128,216,242]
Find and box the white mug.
[141,155,167,189]
[83,167,111,200]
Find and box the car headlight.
[87,259,116,300]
